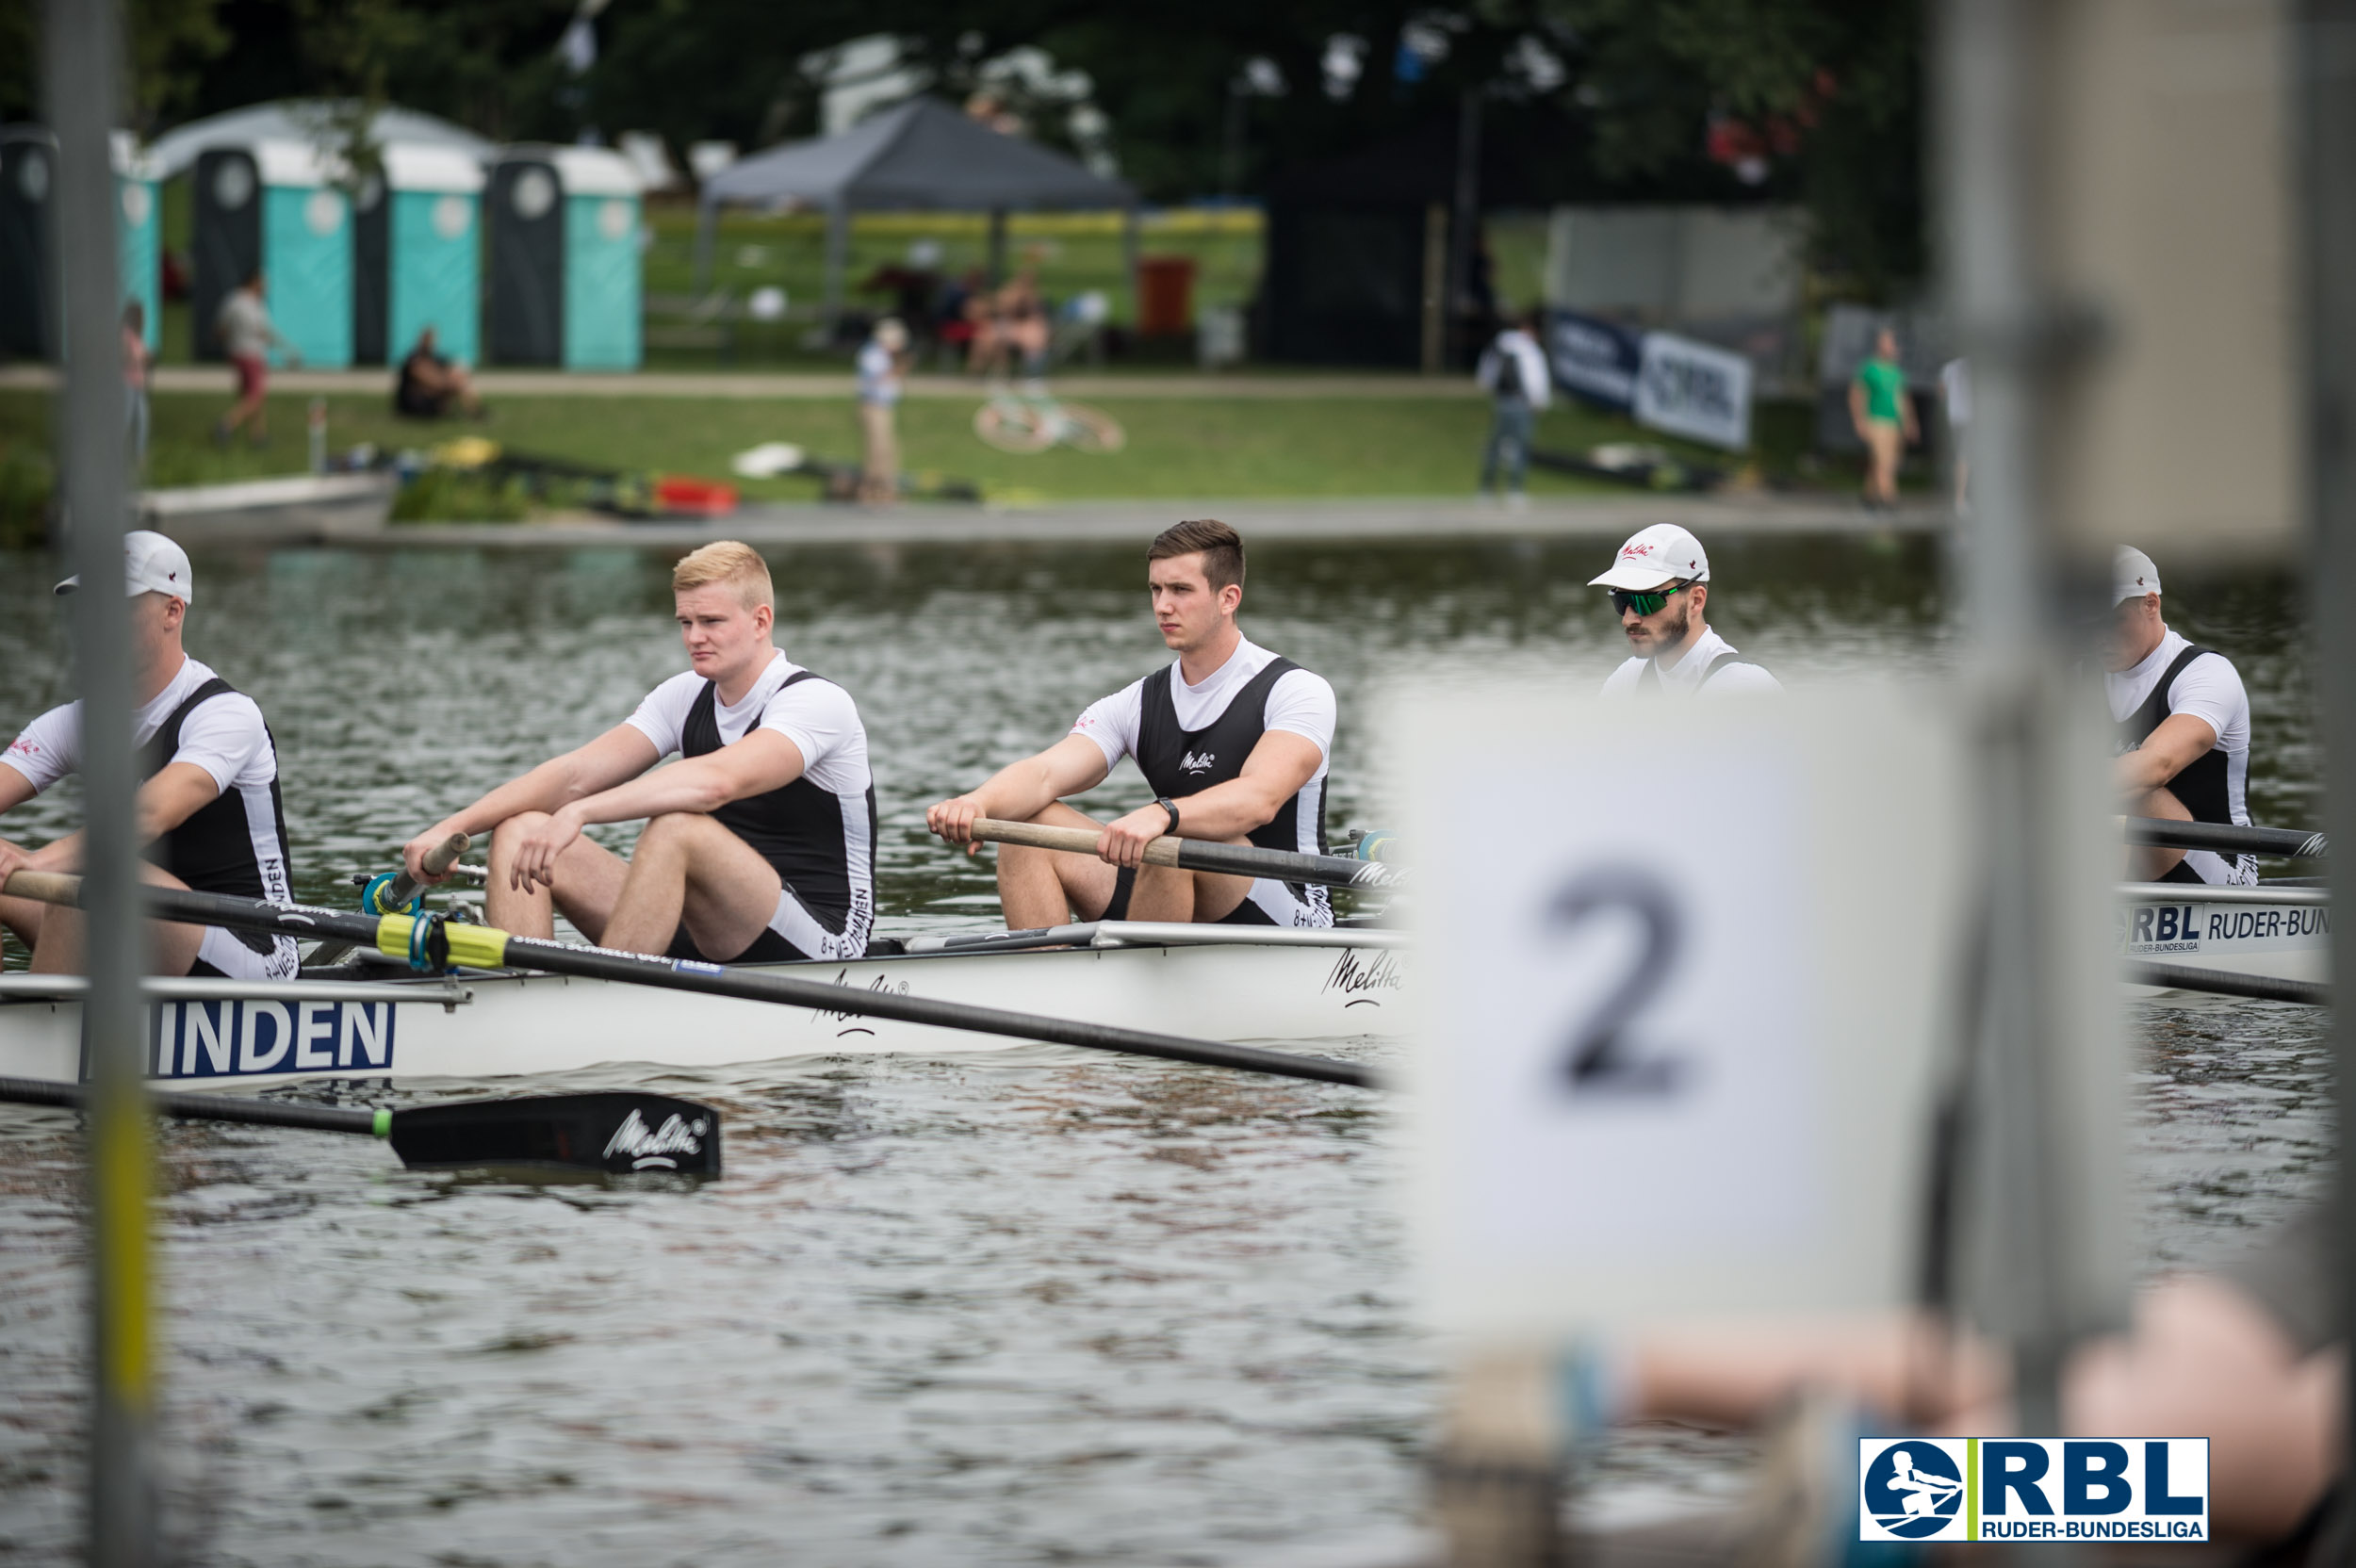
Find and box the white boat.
[2117,880,2329,988]
[0,922,1411,1091]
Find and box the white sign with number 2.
[1397,683,1965,1340]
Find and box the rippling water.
[0,539,2327,1563]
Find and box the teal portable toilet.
[193,139,352,367]
[112,131,159,351]
[483,144,641,370]
[369,143,482,368]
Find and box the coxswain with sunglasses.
[2107,546,2257,885]
[928,518,1336,930]
[1590,524,1783,696]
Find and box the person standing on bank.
[927,519,1338,929]
[1849,325,1916,510]
[2108,546,2257,885]
[1591,523,1783,697]
[400,541,876,961]
[0,531,299,979]
[857,317,908,505]
[1476,311,1551,508]
[213,269,297,449]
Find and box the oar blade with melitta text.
[388,1091,723,1176]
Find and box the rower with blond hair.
[401,541,876,962]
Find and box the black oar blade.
[385,1092,722,1176]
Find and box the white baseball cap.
[1589,523,1711,591]
[2113,546,2161,605]
[54,529,194,602]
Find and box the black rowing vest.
[1637,646,1769,692]
[140,676,292,906]
[2118,644,2233,830]
[1136,656,1328,859]
[679,669,875,919]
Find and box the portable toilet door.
[352,168,389,364]
[191,146,262,361]
[384,143,483,370]
[0,126,57,360]
[113,132,160,353]
[254,140,352,368]
[484,152,564,366]
[552,146,642,370]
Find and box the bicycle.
[973,384,1126,455]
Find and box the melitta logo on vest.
[1180,750,1218,774]
[601,1108,711,1170]
[1858,1438,2209,1542]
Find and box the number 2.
[1547,866,1687,1095]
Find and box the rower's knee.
[636,811,716,852]
[489,812,551,862]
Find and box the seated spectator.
[394,327,483,420]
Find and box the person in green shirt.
[1848,327,1919,509]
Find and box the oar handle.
[959,818,1407,893]
[968,818,1186,867]
[2119,816,2328,859]
[2,869,83,906]
[375,831,472,912]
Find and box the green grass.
[0,384,1779,520]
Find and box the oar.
[0,1076,722,1175]
[2,872,1379,1090]
[306,830,471,967]
[2120,817,2329,860]
[957,818,1408,892]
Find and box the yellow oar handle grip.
[964,818,1185,867]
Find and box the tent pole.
[824,199,848,328]
[692,200,716,295]
[988,206,1007,286]
[44,0,157,1561]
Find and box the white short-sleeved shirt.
[2106,628,2254,884]
[1072,636,1336,779]
[856,341,901,407]
[4,656,275,798]
[626,649,871,797]
[3,656,298,980]
[1600,625,1785,698]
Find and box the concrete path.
[323,495,1947,552]
[1,365,1487,401]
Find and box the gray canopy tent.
[695,96,1138,320]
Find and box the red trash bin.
[1137,255,1196,337]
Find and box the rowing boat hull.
[2118,883,2329,988]
[0,927,1411,1091]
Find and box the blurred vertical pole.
[41,0,157,1563]
[1935,0,2082,1449]
[2299,2,2356,1547]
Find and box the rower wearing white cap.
[1590,523,1783,696]
[2108,546,2257,885]
[0,531,300,978]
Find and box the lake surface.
[0,537,2328,1563]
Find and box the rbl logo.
[1858,1438,2210,1542]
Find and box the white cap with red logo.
[1588,523,1711,591]
[2112,545,2161,605]
[54,529,194,602]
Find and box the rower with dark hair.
[2109,546,2258,885]
[0,531,299,980]
[928,518,1339,929]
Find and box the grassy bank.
[0,384,1792,526]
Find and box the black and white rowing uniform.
[2107,629,2257,886]
[1071,637,1337,927]
[1,657,299,979]
[626,648,876,960]
[1600,626,1783,697]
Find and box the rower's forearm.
[1170,781,1283,841]
[2115,752,2176,795]
[445,758,592,836]
[565,759,750,828]
[973,756,1067,822]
